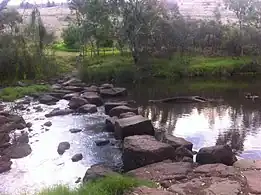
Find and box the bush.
[61,25,82,49]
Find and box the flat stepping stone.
[243,170,261,194]
[128,186,174,195]
[104,102,129,115]
[69,128,82,133]
[77,104,97,114]
[100,87,127,98]
[128,161,192,185]
[194,163,236,177]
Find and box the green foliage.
[61,25,82,49]
[0,85,50,101]
[37,174,155,195]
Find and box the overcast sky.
[9,0,67,5]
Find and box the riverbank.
[78,54,260,83]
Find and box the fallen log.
[148,96,219,103]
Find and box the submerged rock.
[123,135,176,171]
[45,109,74,117]
[71,153,83,162]
[114,115,154,140]
[95,139,110,146]
[196,145,237,166]
[105,116,118,132]
[57,142,70,155]
[83,164,115,183]
[43,121,52,127]
[3,143,32,159]
[68,96,88,109]
[100,88,127,98]
[26,122,32,128]
[69,128,82,133]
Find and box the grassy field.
[37,175,155,195]
[77,53,258,83]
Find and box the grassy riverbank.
[38,175,154,195]
[79,54,258,83]
[0,85,50,101]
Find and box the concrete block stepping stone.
[115,115,154,140]
[123,135,176,171]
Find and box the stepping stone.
[243,170,261,194]
[115,115,154,140]
[123,135,176,171]
[233,159,261,170]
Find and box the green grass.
[38,174,155,195]
[79,54,259,83]
[0,84,50,101]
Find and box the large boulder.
[115,115,154,140]
[109,106,138,117]
[104,102,129,115]
[3,143,32,159]
[68,97,88,109]
[162,134,193,151]
[123,135,176,171]
[196,145,237,166]
[83,164,115,183]
[0,115,9,125]
[0,156,12,173]
[38,94,59,105]
[45,108,74,117]
[77,104,97,114]
[100,88,127,98]
[81,93,103,106]
[57,142,70,155]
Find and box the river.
[1,77,261,194]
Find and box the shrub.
[61,25,82,49]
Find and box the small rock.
[28,128,33,132]
[71,153,83,162]
[0,156,12,173]
[43,121,52,127]
[45,109,74,117]
[109,106,138,117]
[57,142,70,155]
[26,122,32,128]
[75,177,81,183]
[95,139,110,146]
[69,128,82,133]
[33,106,43,112]
[77,104,97,114]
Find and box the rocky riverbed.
[1,77,261,194]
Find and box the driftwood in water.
[148,96,212,103]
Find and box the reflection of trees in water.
[140,100,261,154]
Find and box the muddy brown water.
[1,77,261,194]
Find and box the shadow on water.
[126,77,261,159]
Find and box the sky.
[9,0,67,5]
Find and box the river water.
[1,78,261,194]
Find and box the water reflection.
[129,78,261,159]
